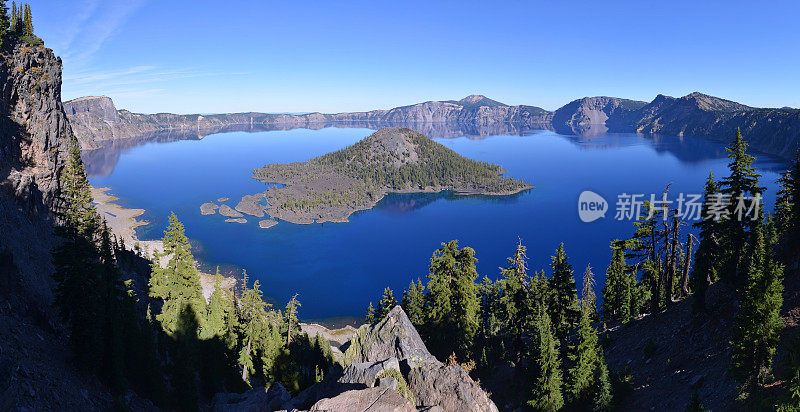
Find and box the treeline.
[52,137,336,408]
[365,129,800,410]
[311,129,529,193]
[0,1,42,47]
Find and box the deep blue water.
[86,127,788,320]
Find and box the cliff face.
[608,92,800,158]
[0,44,116,409]
[67,92,800,160]
[64,95,554,150]
[0,44,72,307]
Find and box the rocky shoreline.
[91,187,234,298]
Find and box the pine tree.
[285,293,301,345]
[21,2,30,36]
[580,264,597,319]
[729,220,784,400]
[401,278,425,326]
[775,151,800,267]
[549,242,577,337]
[499,239,532,360]
[375,287,397,321]
[686,388,709,412]
[148,213,205,335]
[0,1,10,39]
[527,306,563,411]
[52,134,104,372]
[719,128,763,284]
[602,242,632,323]
[238,279,267,382]
[566,305,601,405]
[425,240,480,361]
[593,357,613,411]
[365,301,375,324]
[691,172,721,312]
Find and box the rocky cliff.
[0,44,118,410]
[213,306,499,411]
[64,95,554,150]
[608,92,800,158]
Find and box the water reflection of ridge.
[375,189,529,215]
[81,122,549,177]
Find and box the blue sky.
[30,0,800,114]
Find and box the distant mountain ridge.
[65,92,800,159]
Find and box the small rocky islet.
[201,127,531,227]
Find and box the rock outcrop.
[263,306,497,411]
[0,43,123,410]
[64,94,554,150]
[211,383,290,411]
[69,92,800,163]
[309,386,416,412]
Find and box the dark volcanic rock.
[224,218,247,224]
[309,386,415,412]
[257,219,277,229]
[341,306,438,368]
[218,204,243,218]
[235,193,265,217]
[551,96,647,134]
[408,363,499,412]
[200,202,218,215]
[211,383,290,411]
[63,96,120,122]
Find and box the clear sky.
[29,0,800,114]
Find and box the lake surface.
[85,126,789,321]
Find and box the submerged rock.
[200,202,218,215]
[224,218,247,224]
[258,219,277,229]
[218,204,243,218]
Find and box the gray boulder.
[211,383,290,412]
[342,305,437,368]
[408,363,498,412]
[338,357,400,387]
[309,386,415,412]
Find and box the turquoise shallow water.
[85,127,788,319]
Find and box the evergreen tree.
[425,240,480,361]
[686,389,709,412]
[285,293,301,345]
[21,2,30,36]
[730,220,784,400]
[203,268,239,349]
[691,172,722,312]
[549,242,577,337]
[566,306,601,405]
[593,358,612,411]
[238,280,267,382]
[52,135,104,372]
[580,264,597,319]
[0,1,10,39]
[527,306,563,411]
[401,278,425,326]
[375,286,397,320]
[775,151,800,266]
[148,213,205,336]
[602,242,633,323]
[365,301,375,324]
[499,239,532,360]
[719,128,763,284]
